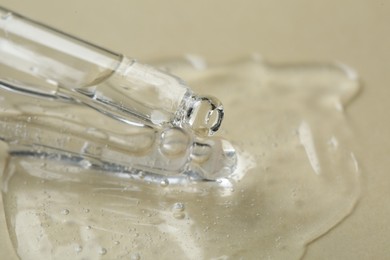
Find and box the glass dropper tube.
[0,6,223,136]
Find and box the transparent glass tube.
[0,6,223,136]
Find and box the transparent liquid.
[0,56,361,259]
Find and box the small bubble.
[130,252,141,260]
[160,178,169,187]
[114,240,120,245]
[81,142,102,156]
[86,225,92,230]
[172,202,185,212]
[138,171,145,179]
[98,247,107,255]
[40,223,50,228]
[61,209,70,215]
[74,245,83,253]
[30,66,38,73]
[80,159,92,168]
[84,208,90,213]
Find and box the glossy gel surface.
[1,56,361,259]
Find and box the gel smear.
[1,56,361,259]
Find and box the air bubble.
[79,159,92,168]
[172,202,185,212]
[30,66,39,74]
[81,142,102,156]
[172,202,186,219]
[138,171,145,179]
[160,178,169,187]
[130,252,141,260]
[61,209,69,215]
[74,245,83,253]
[98,247,107,255]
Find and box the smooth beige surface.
[0,0,389,259]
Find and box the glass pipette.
[0,6,223,136]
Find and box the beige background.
[0,0,389,259]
